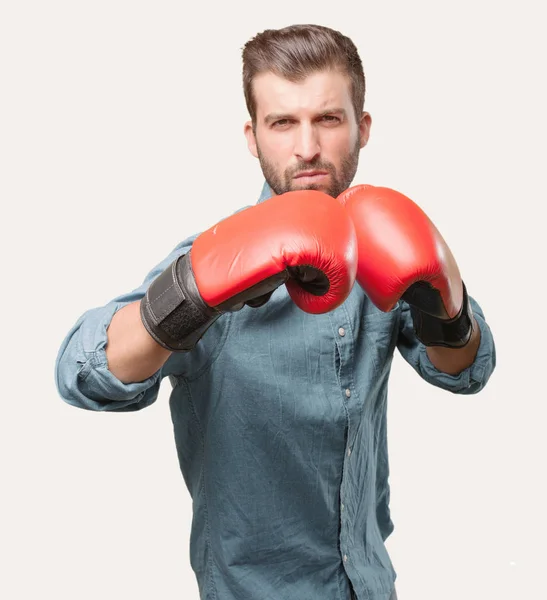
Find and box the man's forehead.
[253,70,352,116]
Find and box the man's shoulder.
[169,198,261,254]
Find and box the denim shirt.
[55,182,496,600]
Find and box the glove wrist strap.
[409,281,474,348]
[140,252,221,352]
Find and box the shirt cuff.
[60,301,161,411]
[417,311,495,394]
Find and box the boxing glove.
[338,184,473,348]
[140,190,357,352]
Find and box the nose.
[294,122,320,162]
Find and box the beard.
[256,136,361,198]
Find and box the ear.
[358,111,372,149]
[244,120,259,158]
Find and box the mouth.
[293,171,329,180]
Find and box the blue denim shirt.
[55,182,496,600]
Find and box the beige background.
[1,1,545,598]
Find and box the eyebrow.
[264,107,347,125]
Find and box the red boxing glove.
[141,190,358,351]
[191,189,357,314]
[338,184,473,348]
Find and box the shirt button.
[343,554,348,562]
[338,327,346,337]
[347,448,352,457]
[345,388,351,398]
[341,503,345,511]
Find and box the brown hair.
[242,24,365,127]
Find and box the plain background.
[1,1,545,598]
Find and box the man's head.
[242,24,371,198]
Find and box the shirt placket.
[330,306,357,574]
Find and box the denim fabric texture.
[55,182,496,600]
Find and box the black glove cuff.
[140,252,221,352]
[409,281,474,348]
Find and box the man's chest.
[173,285,400,432]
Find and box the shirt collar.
[257,181,273,204]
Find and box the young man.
[55,24,496,600]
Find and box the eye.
[272,119,291,128]
[321,115,341,124]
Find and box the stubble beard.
[256,136,362,199]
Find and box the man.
[55,24,496,600]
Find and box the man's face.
[244,70,371,198]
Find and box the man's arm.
[396,295,496,394]
[54,235,199,412]
[105,300,172,384]
[425,316,481,376]
[57,189,358,410]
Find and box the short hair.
[242,24,366,126]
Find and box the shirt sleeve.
[54,234,199,412]
[396,294,496,394]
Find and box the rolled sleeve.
[54,235,198,411]
[397,295,496,394]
